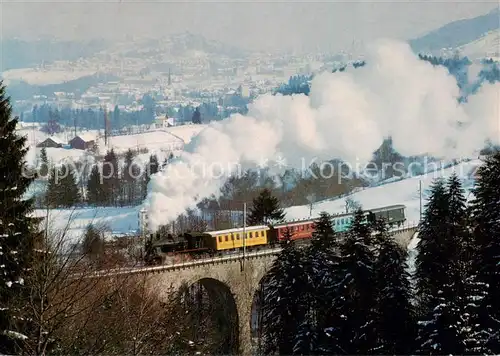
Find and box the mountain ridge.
[409,7,499,53]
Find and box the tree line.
[260,154,500,354]
[41,146,173,208]
[1,80,227,355]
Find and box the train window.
[225,236,228,242]
[231,235,234,241]
[256,231,260,237]
[249,232,253,238]
[218,236,222,243]
[236,234,240,240]
[341,218,344,224]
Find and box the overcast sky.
[0,0,498,52]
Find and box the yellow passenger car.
[207,225,270,251]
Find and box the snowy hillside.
[409,7,499,53]
[285,159,482,224]
[457,29,500,61]
[2,68,96,86]
[33,159,484,246]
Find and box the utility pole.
[242,202,247,270]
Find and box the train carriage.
[206,225,270,251]
[272,204,407,242]
[146,204,406,264]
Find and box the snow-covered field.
[32,158,483,246]
[18,123,206,167]
[1,68,96,85]
[285,159,481,224]
[101,130,185,155]
[459,29,500,61]
[162,124,208,143]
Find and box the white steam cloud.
[144,39,500,230]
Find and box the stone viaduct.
[105,226,418,355]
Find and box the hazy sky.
[1,0,498,52]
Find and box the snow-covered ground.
[285,159,482,224]
[32,158,483,246]
[1,68,96,85]
[163,124,208,143]
[100,130,185,155]
[33,206,142,246]
[458,29,500,61]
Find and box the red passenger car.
[273,219,316,242]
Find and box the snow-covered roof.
[75,133,97,142]
[44,136,65,144]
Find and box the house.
[154,114,174,129]
[36,137,65,148]
[69,133,96,150]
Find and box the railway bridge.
[100,225,419,355]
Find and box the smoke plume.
[144,39,500,230]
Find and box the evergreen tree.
[310,211,336,250]
[415,175,476,354]
[142,154,160,200]
[415,178,450,312]
[329,209,378,354]
[261,240,310,355]
[122,149,139,205]
[87,165,105,206]
[470,152,500,351]
[305,212,339,354]
[60,165,81,207]
[102,149,119,206]
[81,224,104,260]
[39,147,49,178]
[191,107,202,124]
[45,165,81,208]
[45,167,59,208]
[0,82,39,354]
[372,219,416,354]
[247,188,285,225]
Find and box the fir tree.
[415,175,475,355]
[39,147,49,178]
[247,188,285,226]
[372,219,416,354]
[45,167,59,208]
[45,165,81,208]
[306,211,339,354]
[0,81,39,354]
[310,211,336,250]
[329,209,378,354]
[59,165,81,207]
[86,165,105,206]
[122,149,139,205]
[142,154,159,200]
[415,178,450,312]
[261,240,310,355]
[102,149,119,206]
[81,224,104,260]
[470,152,500,351]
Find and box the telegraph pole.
[242,202,247,270]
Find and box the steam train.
[148,204,406,264]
